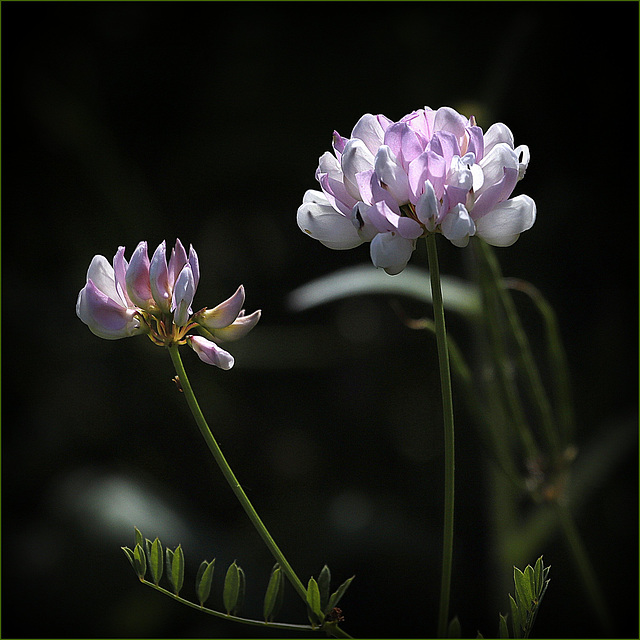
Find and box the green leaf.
[448,615,461,638]
[509,594,521,639]
[325,575,355,614]
[287,265,482,318]
[121,546,136,572]
[223,561,240,615]
[170,545,184,595]
[235,566,246,615]
[533,557,543,595]
[149,538,164,585]
[306,577,324,628]
[196,559,215,606]
[498,613,510,639]
[263,566,283,622]
[134,527,144,549]
[133,543,146,580]
[165,547,174,589]
[318,565,331,613]
[513,567,533,609]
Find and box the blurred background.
[2,2,637,638]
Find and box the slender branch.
[553,501,613,634]
[476,241,562,464]
[167,345,308,603]
[475,240,540,462]
[425,234,456,638]
[139,578,316,632]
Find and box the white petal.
[415,180,439,230]
[351,113,386,155]
[475,195,536,246]
[341,138,375,200]
[441,204,476,246]
[370,232,415,275]
[483,122,514,154]
[477,143,518,196]
[515,144,530,180]
[86,255,120,302]
[297,199,363,250]
[374,145,411,204]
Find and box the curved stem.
[140,578,315,632]
[426,234,456,638]
[167,345,308,603]
[553,501,613,635]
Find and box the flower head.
[77,239,260,369]
[297,106,536,274]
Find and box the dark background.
[2,2,638,638]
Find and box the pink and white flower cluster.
[76,239,260,369]
[297,106,536,274]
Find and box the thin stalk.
[477,241,562,464]
[504,278,575,448]
[425,234,456,638]
[167,345,307,603]
[139,578,316,632]
[553,501,613,634]
[475,240,540,462]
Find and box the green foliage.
[306,577,324,628]
[263,564,285,623]
[501,557,550,639]
[288,264,482,318]
[148,537,163,585]
[324,575,355,615]
[195,559,215,606]
[317,564,331,612]
[133,543,146,580]
[223,561,241,615]
[165,544,184,595]
[447,615,461,638]
[122,529,352,635]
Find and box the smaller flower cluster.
[297,106,536,274]
[76,239,260,369]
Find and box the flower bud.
[187,335,235,370]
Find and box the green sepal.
[149,538,164,585]
[325,575,355,614]
[306,577,324,628]
[498,613,510,639]
[447,615,461,638]
[318,565,331,612]
[121,546,136,572]
[263,565,283,622]
[196,559,215,606]
[133,543,147,580]
[223,561,241,615]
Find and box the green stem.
[475,240,540,462]
[426,234,456,638]
[477,241,562,465]
[504,278,575,449]
[167,345,308,604]
[553,501,613,634]
[140,578,316,632]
